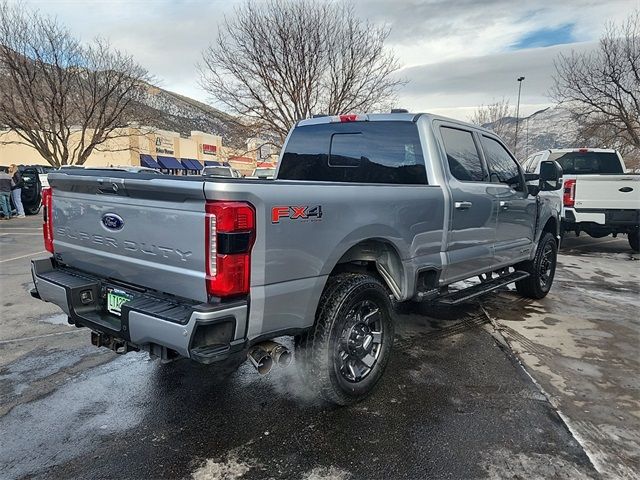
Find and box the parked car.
[15,165,56,215]
[524,148,640,251]
[202,165,240,178]
[31,112,563,405]
[250,167,276,179]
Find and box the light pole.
[514,76,525,155]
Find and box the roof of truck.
[528,148,620,157]
[296,112,496,136]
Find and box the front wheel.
[515,232,558,299]
[296,273,394,405]
[629,230,640,253]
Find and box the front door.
[439,125,498,283]
[480,135,537,266]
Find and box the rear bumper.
[31,258,247,363]
[563,208,640,231]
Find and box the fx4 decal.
[272,205,323,223]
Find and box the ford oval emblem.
[101,213,124,231]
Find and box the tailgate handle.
[98,182,121,195]
[619,187,633,193]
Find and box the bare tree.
[0,1,151,167]
[468,98,515,141]
[199,0,404,143]
[552,11,640,159]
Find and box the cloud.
[12,0,640,120]
[397,41,597,119]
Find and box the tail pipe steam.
[247,340,292,375]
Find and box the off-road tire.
[629,230,640,253]
[296,273,394,405]
[515,232,558,299]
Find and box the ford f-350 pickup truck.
[524,148,640,251]
[31,112,563,405]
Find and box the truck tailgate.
[574,175,640,210]
[48,172,208,302]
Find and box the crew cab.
[31,113,563,405]
[524,148,640,251]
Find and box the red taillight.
[42,187,54,253]
[578,148,589,153]
[563,179,576,208]
[205,201,256,298]
[339,114,358,122]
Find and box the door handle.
[454,201,473,210]
[499,201,510,210]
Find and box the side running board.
[434,270,530,306]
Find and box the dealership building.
[0,127,270,176]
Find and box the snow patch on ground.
[191,456,251,480]
[302,466,351,480]
[40,313,68,325]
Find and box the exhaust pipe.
[260,341,292,368]
[247,347,273,375]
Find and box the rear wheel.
[515,232,558,299]
[629,230,640,253]
[297,273,394,405]
[26,203,41,215]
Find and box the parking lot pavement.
[0,217,630,479]
[484,235,640,479]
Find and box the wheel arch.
[326,238,407,301]
[540,215,560,244]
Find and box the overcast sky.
[18,0,639,120]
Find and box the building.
[0,126,237,173]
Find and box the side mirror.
[539,160,563,191]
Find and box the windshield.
[202,166,232,177]
[254,168,276,177]
[548,151,622,175]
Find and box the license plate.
[106,288,133,316]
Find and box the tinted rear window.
[278,122,427,184]
[548,152,622,175]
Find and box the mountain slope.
[133,84,248,148]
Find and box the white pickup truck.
[524,148,640,252]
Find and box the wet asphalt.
[0,217,610,479]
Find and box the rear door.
[480,135,536,266]
[438,124,497,282]
[19,167,41,209]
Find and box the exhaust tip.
[274,349,292,368]
[248,347,273,375]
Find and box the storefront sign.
[201,143,217,155]
[155,136,174,155]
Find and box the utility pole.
[514,76,525,156]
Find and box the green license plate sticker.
[106,289,132,316]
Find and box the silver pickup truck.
[31,112,563,405]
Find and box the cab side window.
[440,127,487,182]
[481,136,522,188]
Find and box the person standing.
[8,164,25,218]
[0,168,12,219]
